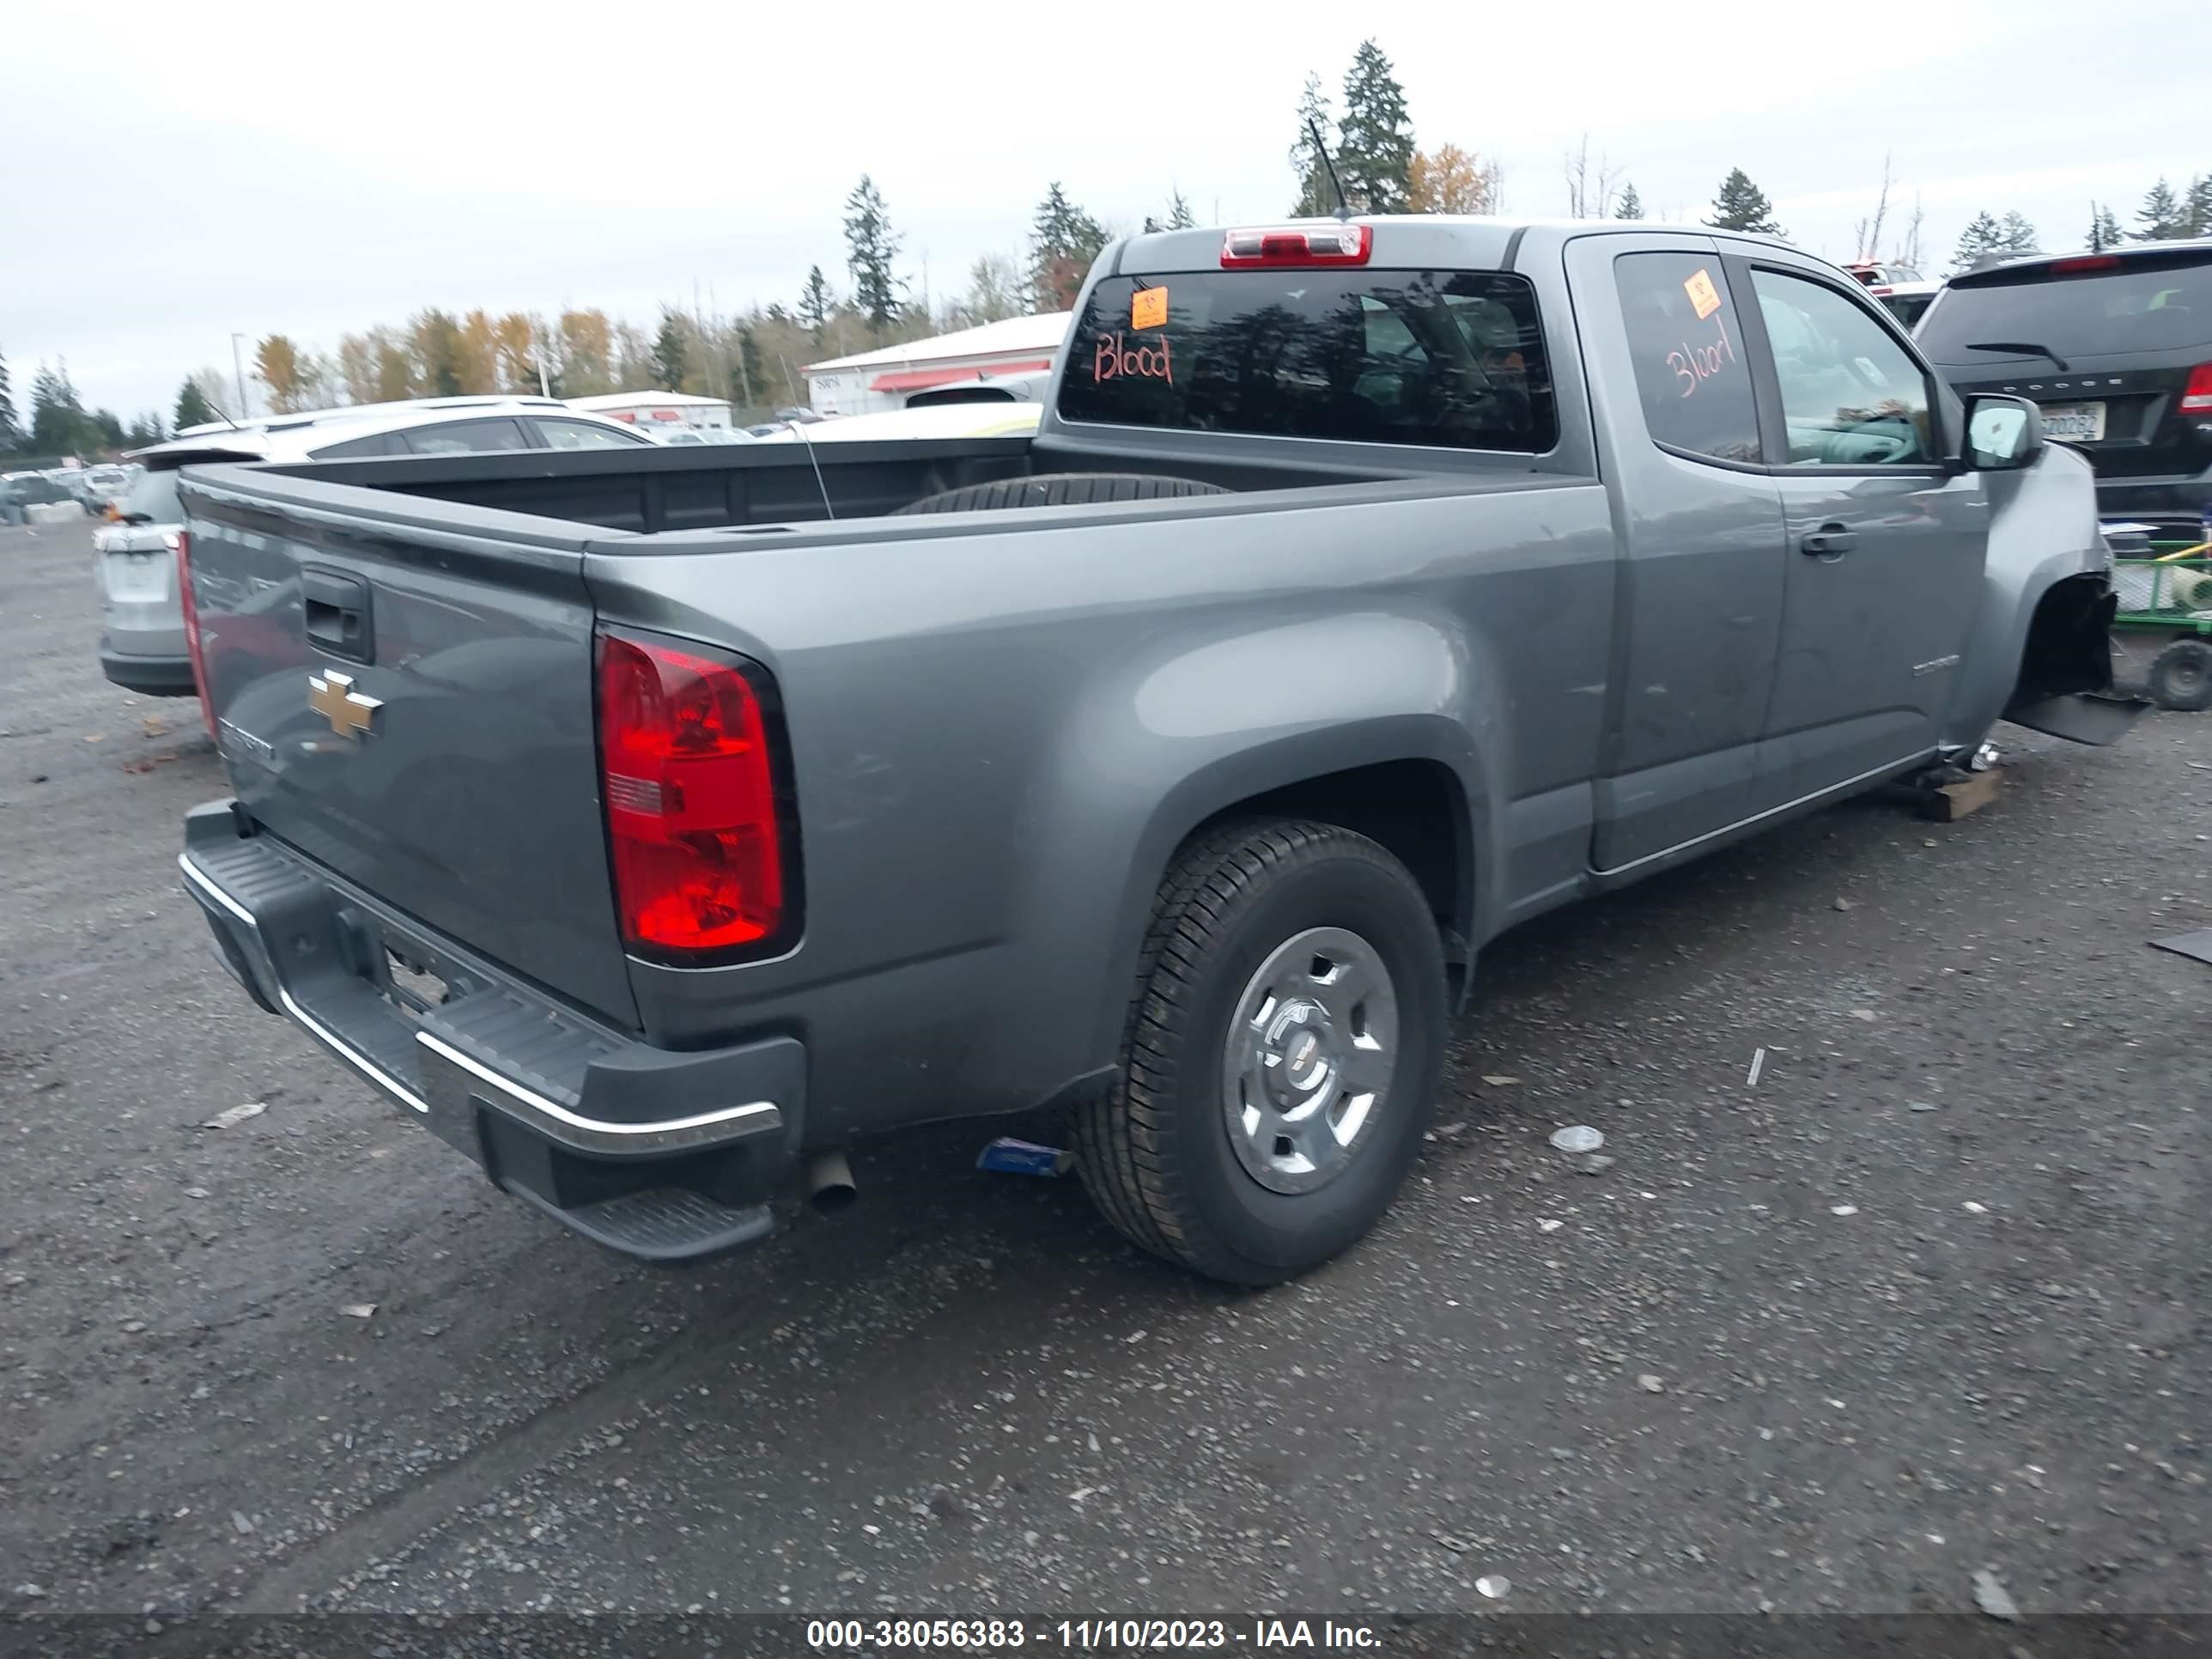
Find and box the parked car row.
[0,463,140,522]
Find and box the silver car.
[94,467,198,695]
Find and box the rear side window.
[1918,252,2212,363]
[532,417,649,450]
[1615,252,1761,464]
[1057,268,1556,453]
[309,431,400,459]
[404,418,530,454]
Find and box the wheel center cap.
[1260,999,1338,1104]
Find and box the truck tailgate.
[179,471,637,1027]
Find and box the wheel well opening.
[1194,759,1472,995]
[2008,573,2118,707]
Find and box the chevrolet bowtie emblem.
[308,668,382,739]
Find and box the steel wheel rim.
[1221,926,1398,1194]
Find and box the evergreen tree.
[1030,182,1108,311]
[733,329,767,410]
[652,309,688,391]
[1996,210,2039,254]
[1140,190,1195,235]
[29,362,86,453]
[1951,210,2007,272]
[0,346,18,450]
[1288,72,1337,216]
[2136,177,2186,240]
[174,378,216,429]
[2185,175,2212,238]
[1706,168,1784,236]
[798,266,834,343]
[1615,183,1644,221]
[1334,40,1414,214]
[2087,202,2124,252]
[842,175,902,335]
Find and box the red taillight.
[597,630,788,957]
[2050,255,2121,274]
[1221,222,1372,269]
[173,530,216,738]
[2180,363,2212,415]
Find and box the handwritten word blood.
[1667,316,1735,398]
[1094,331,1174,385]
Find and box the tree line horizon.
[4,39,2205,458]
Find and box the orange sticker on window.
[1131,285,1169,330]
[1684,268,1723,320]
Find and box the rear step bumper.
[178,801,803,1263]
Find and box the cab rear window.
[1056,268,1556,453]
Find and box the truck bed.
[253,429,1500,538]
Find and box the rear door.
[1734,257,1987,802]
[1917,246,2212,486]
[1567,234,1789,872]
[183,471,637,1025]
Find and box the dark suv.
[1917,241,2212,518]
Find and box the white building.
[565,390,735,434]
[805,313,1070,418]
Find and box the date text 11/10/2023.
[805,1617,1383,1649]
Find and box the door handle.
[301,566,374,661]
[1802,523,1857,557]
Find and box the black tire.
[892,471,1227,516]
[1074,820,1447,1285]
[2148,640,2212,712]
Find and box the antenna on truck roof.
[787,419,835,522]
[1307,118,1352,222]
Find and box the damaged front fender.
[2006,692,2148,745]
[1943,443,2148,752]
[2001,574,2149,746]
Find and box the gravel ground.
[1,518,2205,1625]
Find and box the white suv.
[100,398,654,696]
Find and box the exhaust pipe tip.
[805,1150,857,1214]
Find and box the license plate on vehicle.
[2038,401,2106,441]
[106,553,167,600]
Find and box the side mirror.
[1962,393,2045,471]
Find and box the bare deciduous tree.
[1852,153,1894,264]
[1563,134,1624,219]
[1896,193,1926,271]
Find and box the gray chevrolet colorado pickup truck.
[176,217,2133,1284]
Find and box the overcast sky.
[5,0,2204,422]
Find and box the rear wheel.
[892,472,1227,516]
[2148,640,2212,712]
[1074,820,1446,1285]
